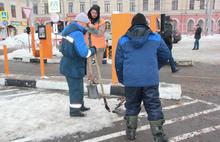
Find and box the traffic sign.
[23,8,32,19]
[0,11,8,21]
[48,0,60,13]
[53,23,59,34]
[2,20,8,26]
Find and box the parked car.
[173,30,182,43]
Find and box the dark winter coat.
[60,22,95,78]
[194,27,202,39]
[115,25,170,87]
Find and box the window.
[92,0,97,5]
[80,2,85,12]
[172,20,178,30]
[44,3,48,14]
[117,0,123,12]
[218,20,220,28]
[198,19,204,29]
[143,0,148,11]
[211,20,214,31]
[130,0,136,12]
[212,0,215,9]
[21,8,26,19]
[68,2,73,13]
[11,5,16,18]
[104,1,110,13]
[218,20,220,33]
[33,3,38,14]
[187,19,194,32]
[154,0,160,11]
[172,0,178,10]
[189,0,195,10]
[200,0,205,10]
[0,3,4,11]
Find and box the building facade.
[0,0,29,39]
[1,0,220,37]
[33,0,220,34]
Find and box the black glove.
[90,46,97,54]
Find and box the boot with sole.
[125,115,138,141]
[149,119,169,142]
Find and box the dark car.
[173,30,182,43]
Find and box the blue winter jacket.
[115,25,170,87]
[60,22,95,78]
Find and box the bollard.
[39,44,45,78]
[3,45,9,76]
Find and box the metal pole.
[207,0,213,35]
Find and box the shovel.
[88,33,110,112]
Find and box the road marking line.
[173,75,220,80]
[2,91,38,98]
[0,89,19,93]
[81,106,220,142]
[183,95,219,107]
[113,99,199,122]
[11,137,32,142]
[169,124,220,142]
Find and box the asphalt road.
[1,61,220,142]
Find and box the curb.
[176,60,193,66]
[13,57,60,64]
[0,77,182,100]
[12,57,192,66]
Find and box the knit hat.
[131,13,147,26]
[74,13,90,23]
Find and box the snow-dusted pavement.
[0,86,120,142]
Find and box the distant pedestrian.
[115,13,170,141]
[163,16,179,73]
[193,24,202,50]
[60,13,96,117]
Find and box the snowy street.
[0,34,220,141]
[1,85,220,142]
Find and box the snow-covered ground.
[1,33,220,65]
[173,34,220,65]
[0,33,30,49]
[0,33,62,60]
[0,92,119,142]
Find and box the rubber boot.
[80,104,90,112]
[125,116,138,141]
[149,119,169,142]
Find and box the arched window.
[172,19,178,30]
[218,20,220,33]
[187,19,194,32]
[198,19,204,29]
[211,20,214,32]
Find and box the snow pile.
[0,48,34,60]
[0,93,117,141]
[0,33,29,49]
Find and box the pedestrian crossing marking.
[2,91,38,98]
[81,96,220,142]
[113,99,200,122]
[169,124,220,142]
[0,89,19,93]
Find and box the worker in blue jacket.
[115,13,170,141]
[60,13,96,117]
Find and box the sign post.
[51,13,60,49]
[23,7,32,52]
[0,11,9,38]
[48,0,61,13]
